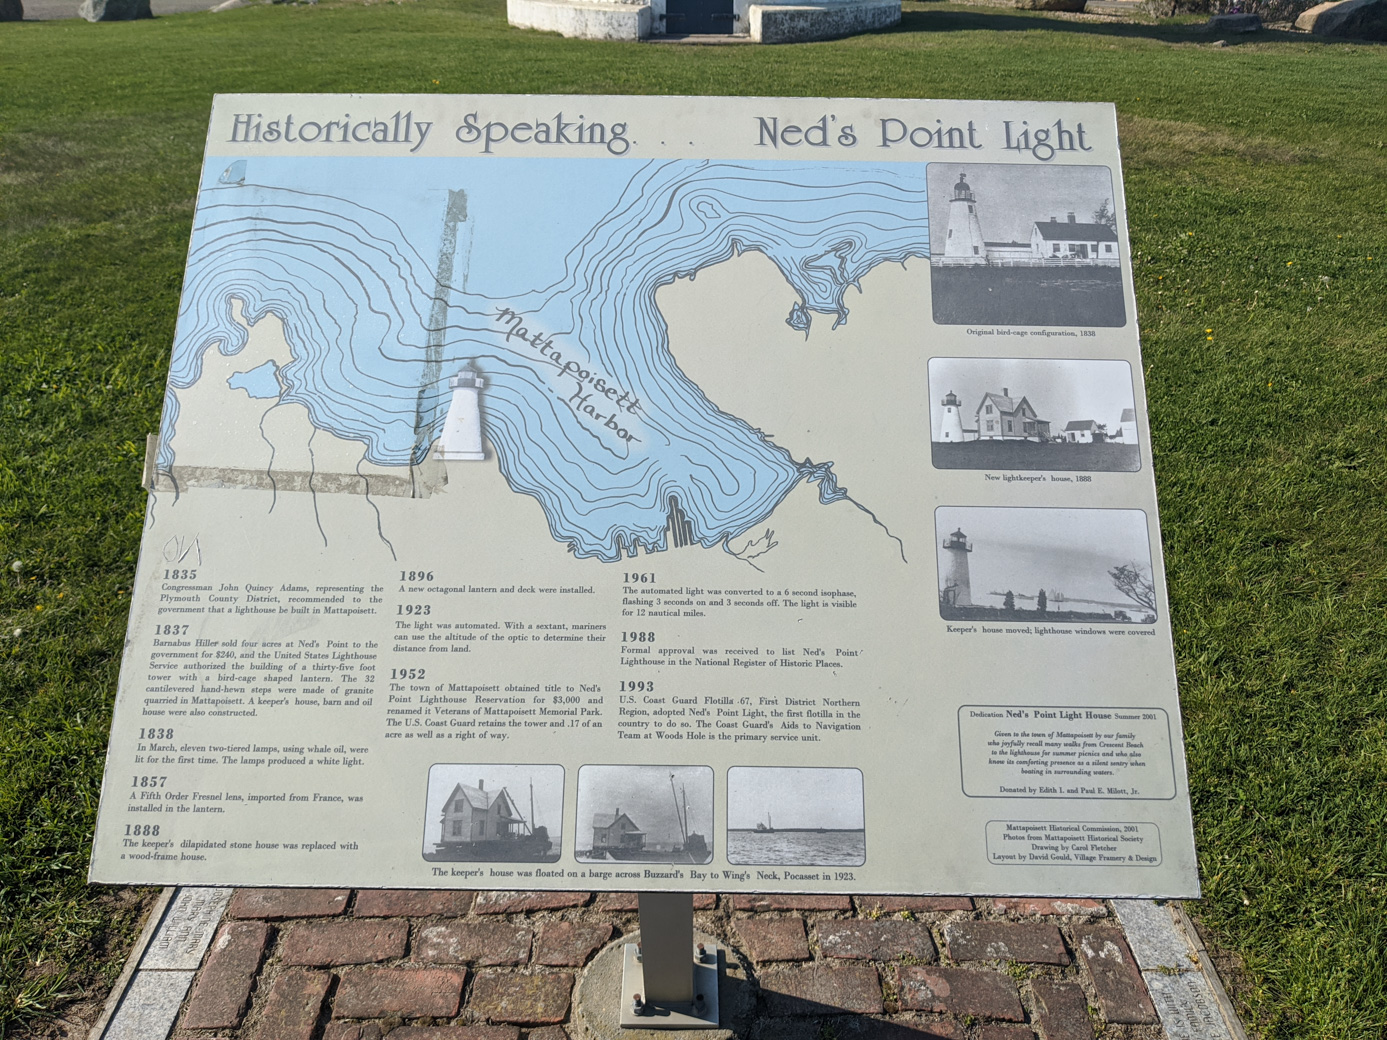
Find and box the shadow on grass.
[879,2,1370,48]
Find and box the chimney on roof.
[478,779,484,790]
[1003,388,1009,397]
[1050,216,1057,223]
[1067,212,1076,223]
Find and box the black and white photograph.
[930,357,1139,472]
[575,764,714,864]
[937,506,1158,624]
[421,764,564,863]
[727,767,866,867]
[928,164,1126,327]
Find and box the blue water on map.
[227,360,282,399]
[165,158,929,561]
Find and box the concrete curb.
[1113,899,1248,1040]
[88,887,233,1040]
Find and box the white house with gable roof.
[1063,419,1107,444]
[439,780,525,843]
[591,808,645,853]
[1031,214,1120,264]
[974,388,1050,442]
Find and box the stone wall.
[748,0,898,41]
[1168,0,1321,21]
[507,0,652,39]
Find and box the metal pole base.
[570,927,750,1040]
[619,941,721,1030]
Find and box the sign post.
[92,93,1199,910]
[620,893,720,1029]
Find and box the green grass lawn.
[1,3,1385,1036]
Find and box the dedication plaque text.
[91,94,1199,897]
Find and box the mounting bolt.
[636,943,643,963]
[632,993,646,1015]
[697,942,712,963]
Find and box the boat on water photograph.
[727,766,866,867]
[420,763,564,863]
[576,763,714,865]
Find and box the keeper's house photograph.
[576,764,714,865]
[936,506,1159,625]
[421,763,564,863]
[928,164,1127,327]
[930,357,1140,472]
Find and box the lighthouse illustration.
[940,528,973,608]
[434,362,486,461]
[942,174,987,264]
[937,390,965,443]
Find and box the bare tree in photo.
[1109,562,1156,611]
[1093,198,1117,230]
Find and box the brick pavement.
[169,890,1168,1039]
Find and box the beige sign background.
[90,94,1199,897]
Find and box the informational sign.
[91,94,1199,897]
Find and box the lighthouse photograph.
[929,357,1140,472]
[936,506,1158,624]
[927,164,1127,328]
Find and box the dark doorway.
[664,0,735,34]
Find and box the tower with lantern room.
[937,390,966,442]
[435,362,487,462]
[943,173,987,264]
[940,528,973,608]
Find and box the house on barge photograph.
[421,764,563,863]
[576,764,713,864]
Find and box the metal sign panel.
[91,94,1198,897]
